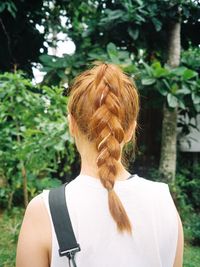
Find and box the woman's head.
[68,62,139,233]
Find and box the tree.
[0,0,48,74]
[39,0,200,180]
[0,0,70,75]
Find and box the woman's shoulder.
[22,193,51,235]
[131,175,174,206]
[16,193,51,266]
[132,174,169,191]
[25,193,45,216]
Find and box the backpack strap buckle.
[59,244,81,258]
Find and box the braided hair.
[68,63,139,233]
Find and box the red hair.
[68,63,139,233]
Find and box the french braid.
[68,63,139,233]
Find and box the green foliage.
[145,167,162,182]
[184,213,200,246]
[183,244,200,267]
[40,53,86,86]
[63,0,199,64]
[175,164,200,245]
[0,0,17,18]
[176,164,200,212]
[0,207,23,267]
[0,0,48,74]
[182,46,200,71]
[0,72,75,208]
[39,0,200,85]
[27,176,61,200]
[140,60,200,112]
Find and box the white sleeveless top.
[42,174,178,267]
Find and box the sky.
[32,19,76,84]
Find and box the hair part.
[68,62,139,233]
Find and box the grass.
[0,208,24,267]
[0,208,200,267]
[184,244,200,267]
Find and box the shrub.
[0,72,75,208]
[184,213,200,246]
[175,164,200,245]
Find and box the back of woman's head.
[68,62,139,234]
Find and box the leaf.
[135,0,143,5]
[178,100,186,110]
[171,66,187,76]
[100,9,126,25]
[163,79,170,90]
[123,64,137,74]
[194,104,200,112]
[0,3,5,13]
[167,93,178,108]
[39,54,58,67]
[54,142,65,151]
[157,87,168,96]
[142,62,153,76]
[107,43,120,64]
[6,1,17,18]
[118,51,129,60]
[107,43,118,57]
[16,96,23,102]
[170,83,179,94]
[153,66,169,78]
[135,14,146,23]
[57,70,66,79]
[128,28,139,40]
[141,78,156,85]
[151,61,161,69]
[182,69,198,80]
[192,93,200,104]
[177,87,191,95]
[152,17,162,32]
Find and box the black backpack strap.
[49,184,81,267]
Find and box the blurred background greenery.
[0,0,200,266]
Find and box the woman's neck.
[76,135,131,181]
[79,155,131,181]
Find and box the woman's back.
[42,174,178,267]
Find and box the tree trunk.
[159,21,181,181]
[16,121,29,207]
[159,104,178,181]
[21,162,29,207]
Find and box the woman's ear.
[68,113,75,137]
[124,121,137,143]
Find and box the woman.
[16,63,183,267]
